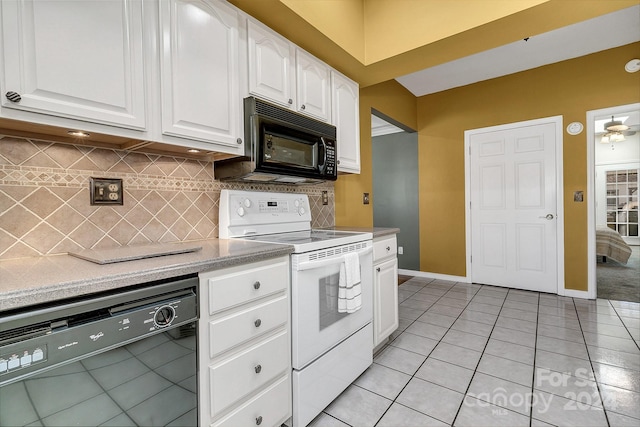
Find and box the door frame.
[464,115,565,294]
[586,103,640,300]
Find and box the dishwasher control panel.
[0,280,197,386]
[0,345,47,376]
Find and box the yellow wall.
[337,42,640,291]
[335,80,417,226]
[419,42,640,290]
[228,0,636,88]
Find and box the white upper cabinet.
[247,19,295,108]
[159,0,243,152]
[0,0,146,130]
[295,49,331,122]
[332,71,360,173]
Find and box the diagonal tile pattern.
[0,136,335,259]
[309,278,640,427]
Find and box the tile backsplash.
[0,136,334,260]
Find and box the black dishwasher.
[0,275,198,427]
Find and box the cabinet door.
[296,49,330,122]
[332,71,360,173]
[159,0,242,152]
[373,258,398,347]
[247,19,295,108]
[0,0,146,129]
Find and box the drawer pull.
[253,281,261,290]
[254,364,262,374]
[256,416,263,425]
[254,319,262,327]
[386,246,391,251]
[376,267,381,272]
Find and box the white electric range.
[219,190,373,427]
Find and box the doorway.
[587,103,640,302]
[371,111,419,272]
[465,116,564,294]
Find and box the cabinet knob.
[386,246,391,251]
[236,138,243,145]
[256,416,263,425]
[337,160,341,165]
[253,281,261,290]
[288,99,293,105]
[301,104,306,110]
[376,267,381,272]
[5,91,21,103]
[254,364,262,374]
[254,319,262,327]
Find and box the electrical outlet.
[322,191,328,205]
[363,193,370,205]
[398,246,404,255]
[90,177,123,205]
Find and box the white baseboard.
[398,269,470,283]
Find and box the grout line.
[528,290,541,427]
[450,286,513,426]
[573,298,612,427]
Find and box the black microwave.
[214,97,337,184]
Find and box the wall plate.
[90,177,123,205]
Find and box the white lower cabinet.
[373,235,399,349]
[199,256,291,427]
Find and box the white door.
[469,120,560,293]
[247,19,295,108]
[332,71,360,173]
[159,0,242,152]
[0,0,146,129]
[373,257,398,347]
[295,49,330,122]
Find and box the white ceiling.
[396,5,640,97]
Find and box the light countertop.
[0,239,293,312]
[324,226,400,238]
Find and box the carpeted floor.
[597,245,640,302]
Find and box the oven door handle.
[295,246,372,271]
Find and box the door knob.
[538,214,554,220]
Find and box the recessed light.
[187,149,201,153]
[67,130,90,138]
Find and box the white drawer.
[209,295,288,357]
[208,258,288,314]
[209,330,289,418]
[373,235,397,262]
[212,373,291,427]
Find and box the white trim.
[559,288,592,300]
[464,116,565,294]
[398,269,469,283]
[586,103,640,300]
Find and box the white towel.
[338,252,362,313]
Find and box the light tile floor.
[309,277,640,427]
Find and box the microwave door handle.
[295,245,373,271]
[319,137,327,167]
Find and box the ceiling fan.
[597,116,638,143]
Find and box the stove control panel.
[220,190,312,238]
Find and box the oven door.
[291,242,373,369]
